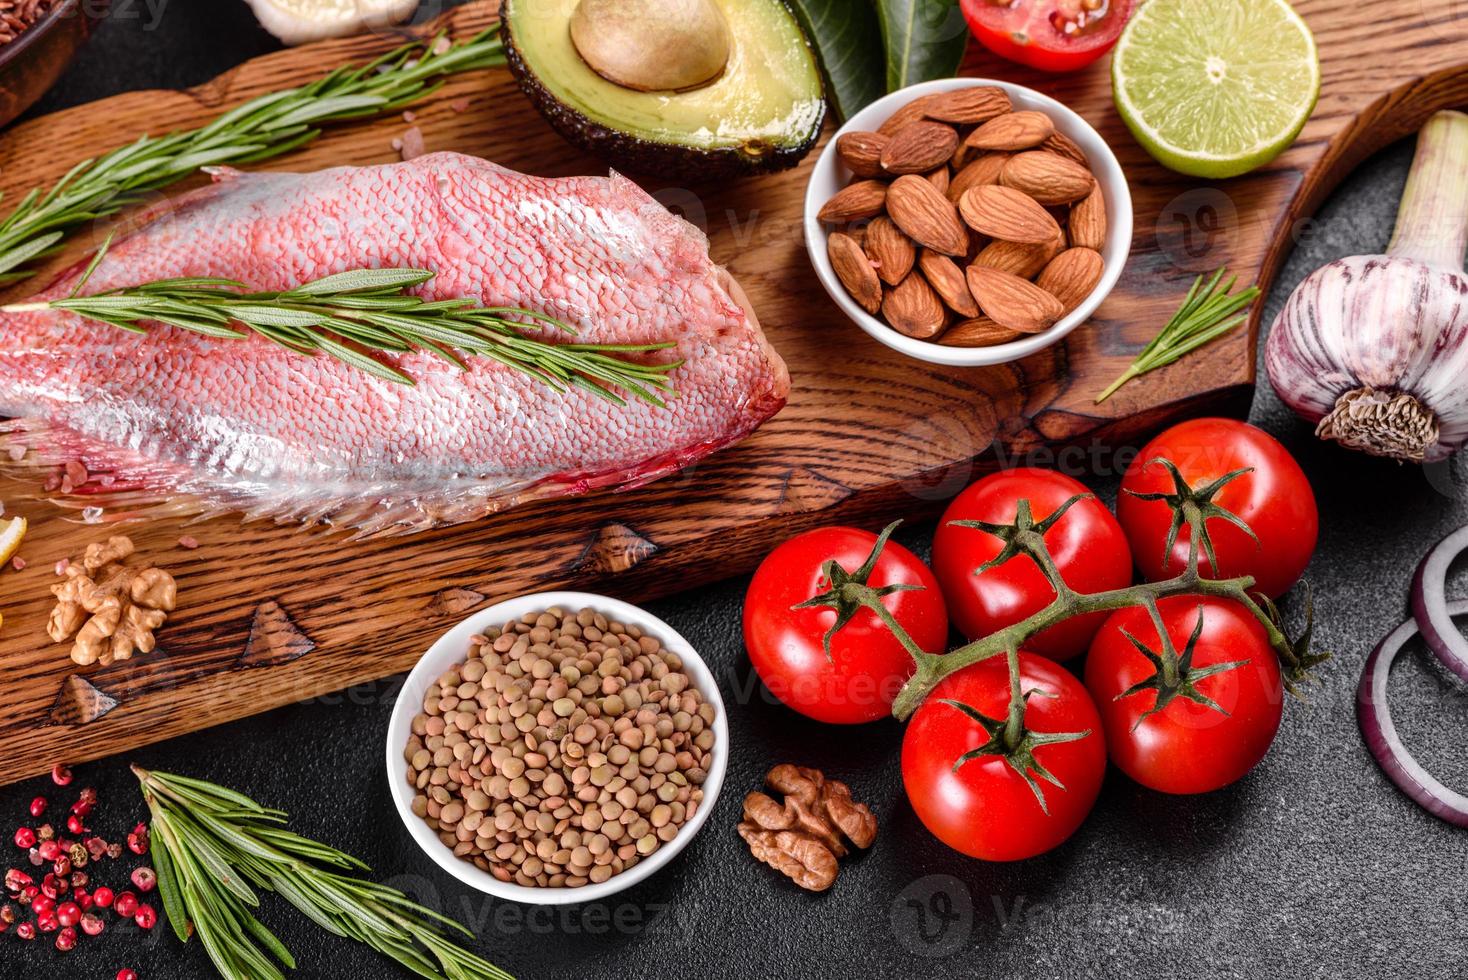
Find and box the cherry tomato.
[743,526,948,724]
[1117,418,1318,600]
[932,468,1132,659]
[1085,596,1283,794]
[902,653,1105,860]
[960,0,1134,73]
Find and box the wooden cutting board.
[0,1,1459,785]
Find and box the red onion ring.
[1356,598,1468,827]
[1411,524,1468,684]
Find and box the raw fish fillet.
[0,152,789,534]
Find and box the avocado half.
[502,0,826,181]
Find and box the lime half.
[1112,0,1320,179]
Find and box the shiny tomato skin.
[1085,596,1283,795]
[743,527,949,724]
[932,468,1132,659]
[960,0,1134,73]
[902,654,1105,861]
[1117,418,1318,600]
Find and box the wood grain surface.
[0,0,1462,784]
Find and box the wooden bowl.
[0,0,107,129]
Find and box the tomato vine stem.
[872,485,1317,722]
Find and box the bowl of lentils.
[386,591,728,904]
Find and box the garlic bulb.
[244,0,420,46]
[1265,110,1468,462]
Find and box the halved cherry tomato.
[744,526,948,724]
[960,0,1134,73]
[932,468,1132,659]
[902,653,1105,860]
[1085,596,1283,794]
[1117,418,1318,600]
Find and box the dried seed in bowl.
[406,607,715,888]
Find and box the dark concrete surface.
[2,3,1466,978]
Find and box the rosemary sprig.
[0,29,503,287]
[1095,267,1261,403]
[134,766,513,980]
[4,265,680,403]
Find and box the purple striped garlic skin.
[1264,254,1468,462]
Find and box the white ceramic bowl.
[385,591,728,905]
[805,77,1133,367]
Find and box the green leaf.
[787,0,885,123]
[291,268,435,296]
[876,0,970,92]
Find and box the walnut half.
[738,764,878,892]
[48,535,178,667]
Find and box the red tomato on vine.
[743,524,949,724]
[1085,596,1284,795]
[1117,418,1318,600]
[901,653,1105,861]
[932,468,1132,659]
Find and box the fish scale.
[0,152,789,534]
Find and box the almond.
[1041,130,1088,166]
[836,131,890,179]
[828,232,882,314]
[939,317,1025,348]
[818,180,888,223]
[881,121,959,175]
[919,250,979,318]
[947,152,1010,202]
[1036,247,1105,314]
[864,216,916,286]
[999,151,1095,205]
[972,235,1064,279]
[965,265,1064,333]
[883,272,948,339]
[963,111,1054,152]
[958,185,1060,245]
[878,94,943,136]
[926,166,950,196]
[1069,184,1107,250]
[886,174,969,257]
[922,86,1011,125]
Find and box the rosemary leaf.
[6,257,680,400]
[134,767,512,980]
[0,30,503,284]
[1095,267,1261,404]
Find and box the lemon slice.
[1112,0,1320,178]
[0,516,25,568]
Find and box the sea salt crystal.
[400,127,426,162]
[11,557,25,571]
[178,535,199,550]
[81,507,103,524]
[7,445,23,462]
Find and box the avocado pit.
[570,0,732,92]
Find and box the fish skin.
[0,152,789,533]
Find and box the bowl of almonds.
[805,78,1132,366]
[386,591,728,904]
